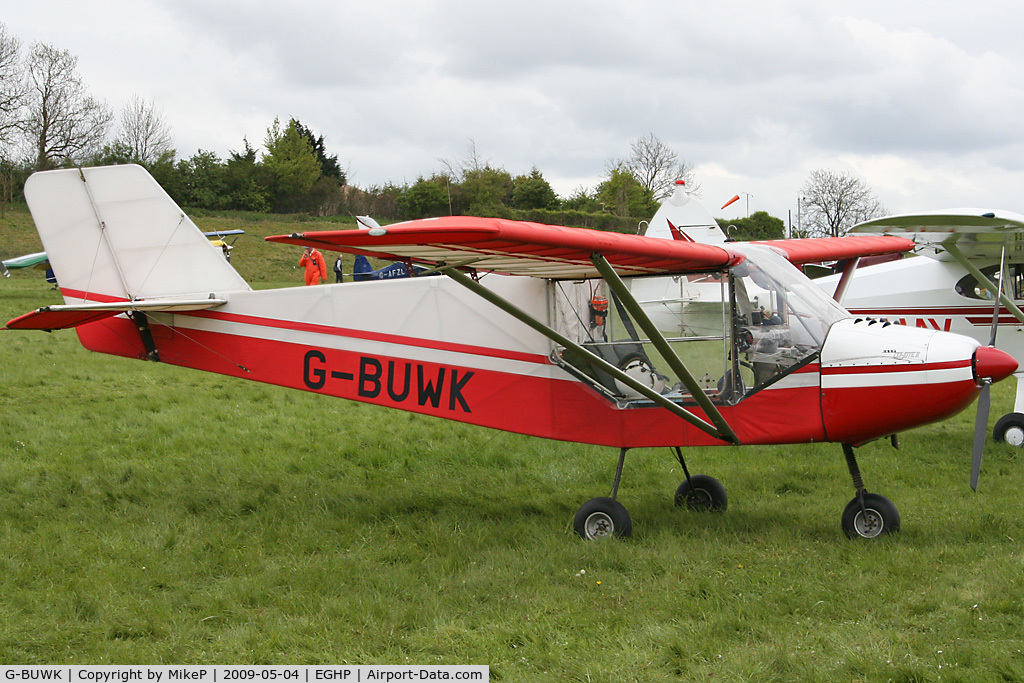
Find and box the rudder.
[24,165,251,303]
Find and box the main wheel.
[674,474,728,512]
[573,497,632,539]
[994,413,1024,447]
[841,492,900,539]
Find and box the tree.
[716,211,785,241]
[0,23,24,151]
[223,138,269,212]
[400,175,450,219]
[262,117,321,212]
[511,167,559,210]
[22,42,112,170]
[457,165,513,215]
[596,165,658,218]
[174,150,227,208]
[618,133,699,200]
[293,119,345,183]
[800,168,887,237]
[114,93,173,165]
[561,186,600,212]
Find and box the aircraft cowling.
[819,318,991,444]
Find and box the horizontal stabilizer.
[6,298,227,331]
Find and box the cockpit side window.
[549,245,842,407]
[955,264,1024,301]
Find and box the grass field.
[2,203,1024,678]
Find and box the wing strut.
[590,253,739,444]
[440,264,740,445]
[944,241,1024,325]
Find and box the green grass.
[3,205,1024,678]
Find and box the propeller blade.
[971,383,991,491]
[972,245,1005,491]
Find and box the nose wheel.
[841,444,900,539]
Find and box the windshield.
[728,243,850,346]
[549,244,848,406]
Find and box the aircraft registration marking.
[302,349,474,413]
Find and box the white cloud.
[5,0,1024,220]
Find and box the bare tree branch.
[22,42,112,170]
[616,133,700,200]
[800,168,886,237]
[115,93,174,164]
[0,23,25,150]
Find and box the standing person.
[334,254,344,283]
[300,247,328,286]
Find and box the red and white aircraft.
[6,166,1017,540]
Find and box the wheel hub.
[854,508,884,538]
[584,511,614,539]
[1006,426,1024,447]
[687,489,713,509]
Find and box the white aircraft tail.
[24,165,251,303]
[644,181,729,244]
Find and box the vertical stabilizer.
[24,165,251,302]
[645,181,728,244]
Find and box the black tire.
[841,492,900,539]
[993,413,1024,447]
[674,474,728,512]
[573,497,632,540]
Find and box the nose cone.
[973,346,1018,385]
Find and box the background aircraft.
[812,211,1024,472]
[6,165,1016,541]
[645,184,1024,483]
[2,251,51,281]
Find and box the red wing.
[752,235,915,265]
[266,216,740,278]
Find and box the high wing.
[267,216,740,278]
[851,209,1024,262]
[202,230,245,238]
[2,251,49,277]
[751,235,916,265]
[266,216,914,277]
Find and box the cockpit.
[552,244,850,406]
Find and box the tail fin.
[645,181,728,244]
[352,254,374,281]
[24,165,251,303]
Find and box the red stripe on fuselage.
[180,308,550,366]
[821,359,970,375]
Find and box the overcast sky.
[5,0,1024,225]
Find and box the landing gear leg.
[574,448,633,539]
[840,443,900,539]
[672,446,727,511]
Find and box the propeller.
[971,248,1006,491]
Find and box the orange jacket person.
[300,247,328,286]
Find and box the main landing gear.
[841,443,900,539]
[572,446,727,540]
[573,443,902,540]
